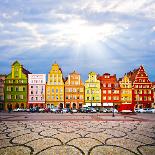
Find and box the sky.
[0,0,155,81]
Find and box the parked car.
[106,108,113,113]
[134,108,144,113]
[13,108,26,112]
[79,108,88,113]
[134,108,140,113]
[90,108,97,113]
[147,108,155,113]
[143,108,152,113]
[62,108,70,113]
[72,109,78,113]
[39,108,45,113]
[51,108,62,113]
[99,108,107,113]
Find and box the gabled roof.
[12,60,21,66]
[126,67,139,83]
[22,67,31,75]
[70,70,80,75]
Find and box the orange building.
[65,71,84,109]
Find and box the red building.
[97,73,121,108]
[127,65,153,108]
[153,82,155,108]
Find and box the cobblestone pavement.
[0,113,155,155]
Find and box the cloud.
[0,0,155,81]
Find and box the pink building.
[28,74,46,108]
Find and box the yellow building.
[119,74,132,104]
[85,72,101,107]
[46,63,64,108]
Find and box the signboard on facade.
[103,103,113,106]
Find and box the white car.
[72,109,78,113]
[39,108,45,112]
[62,108,69,113]
[145,108,155,113]
[13,108,25,112]
[135,108,144,113]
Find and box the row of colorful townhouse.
[0,60,155,111]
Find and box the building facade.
[153,82,155,108]
[85,72,101,107]
[65,71,84,109]
[127,65,154,108]
[28,74,46,108]
[4,61,31,110]
[119,74,132,104]
[97,73,121,108]
[46,63,64,108]
[0,75,6,110]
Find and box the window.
[36,97,38,101]
[87,97,89,100]
[108,83,111,87]
[60,95,63,100]
[52,89,54,93]
[31,91,33,95]
[31,86,33,88]
[103,96,106,100]
[31,97,33,101]
[80,95,83,99]
[108,90,111,94]
[15,87,19,91]
[144,96,147,101]
[103,90,106,94]
[56,89,58,93]
[56,96,58,100]
[108,96,111,100]
[7,94,11,99]
[23,87,25,91]
[19,95,23,100]
[66,96,68,99]
[87,90,89,94]
[80,88,83,92]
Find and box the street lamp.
[112,86,115,117]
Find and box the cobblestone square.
[0,113,155,155]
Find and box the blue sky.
[0,0,155,81]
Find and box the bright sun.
[54,18,120,46]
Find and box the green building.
[4,61,31,110]
[85,72,101,107]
